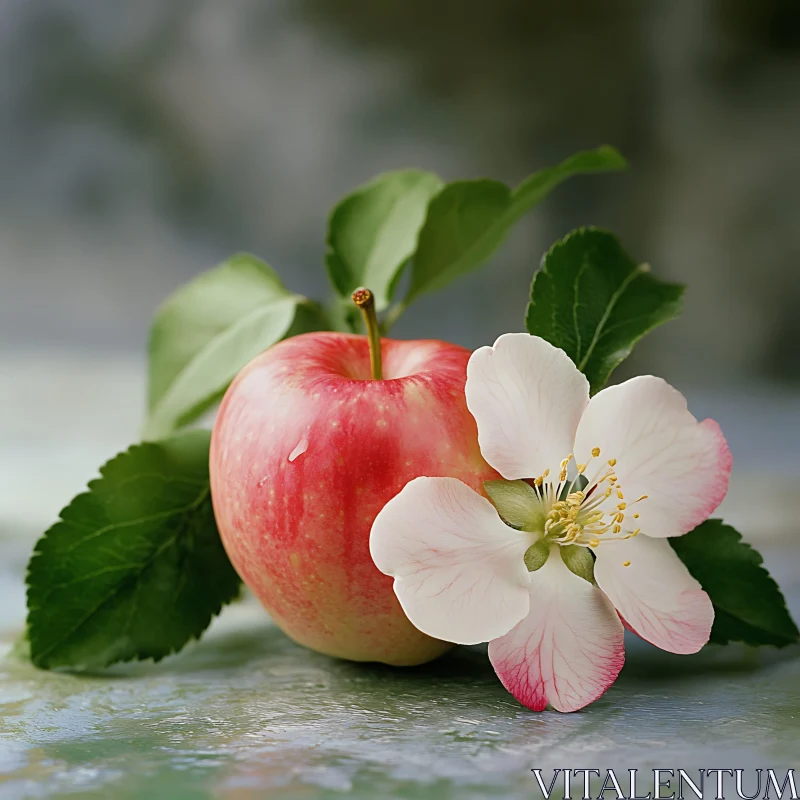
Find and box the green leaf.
[524,541,550,572]
[670,519,799,647]
[561,545,595,583]
[406,146,626,304]
[26,430,241,670]
[526,228,684,394]
[326,169,443,311]
[146,254,326,441]
[483,479,543,531]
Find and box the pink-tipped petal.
[594,535,714,655]
[573,376,732,538]
[466,334,589,481]
[370,477,532,645]
[488,549,625,713]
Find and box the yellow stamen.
[537,450,648,551]
[623,560,631,567]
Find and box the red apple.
[209,330,496,666]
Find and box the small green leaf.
[524,541,550,572]
[26,430,241,670]
[406,146,626,304]
[484,479,543,531]
[146,254,326,440]
[326,169,443,311]
[526,228,684,394]
[670,519,799,647]
[561,545,595,583]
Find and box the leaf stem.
[352,287,383,380]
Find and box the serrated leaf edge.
[526,226,685,394]
[25,435,239,670]
[671,520,800,648]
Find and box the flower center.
[529,447,647,548]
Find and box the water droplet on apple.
[288,437,309,463]
[257,476,268,488]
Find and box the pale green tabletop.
[1,527,799,800]
[1,359,799,799]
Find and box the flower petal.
[370,477,531,645]
[573,376,732,538]
[488,548,625,712]
[466,334,589,480]
[594,535,713,654]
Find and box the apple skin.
[209,331,497,666]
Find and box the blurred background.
[1,0,800,536]
[1,4,800,794]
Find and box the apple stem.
[352,287,383,380]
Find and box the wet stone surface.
[0,528,799,799]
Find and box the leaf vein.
[577,268,642,372]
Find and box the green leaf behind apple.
[670,519,799,647]
[145,254,328,440]
[404,146,627,306]
[326,169,443,312]
[26,430,240,670]
[526,227,684,395]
